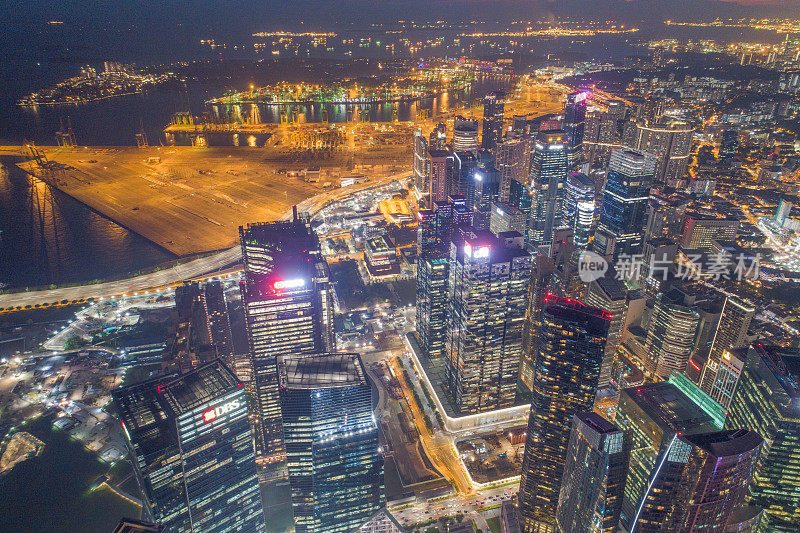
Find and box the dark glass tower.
[482,91,505,150]
[556,412,630,533]
[239,216,334,469]
[518,296,610,532]
[114,361,265,533]
[563,91,588,168]
[278,353,384,533]
[416,196,472,361]
[614,381,720,533]
[593,149,656,260]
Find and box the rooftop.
[159,360,241,415]
[621,381,719,436]
[278,353,365,390]
[683,429,763,458]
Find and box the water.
[0,415,140,532]
[0,160,174,289]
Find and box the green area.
[486,516,502,533]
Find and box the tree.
[64,336,88,351]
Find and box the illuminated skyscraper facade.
[700,296,754,396]
[278,353,383,533]
[644,289,700,380]
[239,217,334,468]
[528,130,569,249]
[614,382,720,533]
[114,361,265,533]
[416,196,472,360]
[556,412,630,533]
[724,343,800,532]
[518,296,610,532]
[593,149,656,260]
[445,228,532,414]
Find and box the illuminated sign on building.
[273,279,305,290]
[464,243,490,259]
[202,399,242,423]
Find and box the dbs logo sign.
[202,399,241,423]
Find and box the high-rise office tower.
[467,150,501,230]
[614,381,721,532]
[446,228,532,414]
[201,281,234,361]
[562,172,596,249]
[239,216,334,467]
[593,149,656,261]
[528,130,569,250]
[482,91,505,150]
[632,121,693,186]
[644,288,701,380]
[724,342,800,532]
[585,276,630,390]
[563,91,588,168]
[429,149,456,203]
[416,196,472,360]
[429,122,447,150]
[709,346,748,409]
[671,429,763,532]
[278,353,383,533]
[518,296,610,532]
[453,117,480,154]
[556,412,630,533]
[494,134,532,203]
[453,150,478,198]
[114,361,265,533]
[700,296,754,396]
[413,130,430,197]
[520,255,555,393]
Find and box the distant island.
[0,431,44,474]
[17,62,180,106]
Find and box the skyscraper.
[672,430,763,532]
[239,216,334,468]
[614,381,720,532]
[278,353,383,533]
[520,255,555,394]
[114,361,265,533]
[467,151,501,230]
[518,296,610,532]
[453,117,480,154]
[494,134,532,203]
[528,130,569,250]
[556,412,630,533]
[482,91,505,150]
[593,149,656,260]
[563,91,588,168]
[429,149,456,203]
[700,296,754,395]
[632,121,693,186]
[446,228,532,413]
[562,172,596,250]
[644,288,700,380]
[201,281,234,364]
[413,130,430,197]
[416,196,472,360]
[584,275,630,390]
[724,342,800,532]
